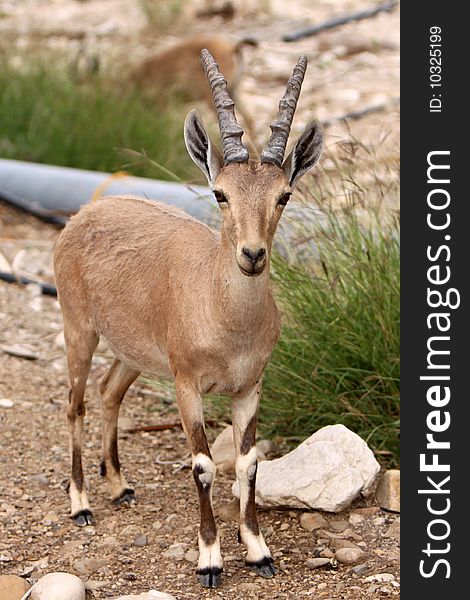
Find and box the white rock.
[211,426,266,474]
[364,573,396,583]
[0,398,14,408]
[22,573,85,600]
[112,593,177,600]
[232,425,380,512]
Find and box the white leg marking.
[197,533,223,571]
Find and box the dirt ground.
[0,221,399,599]
[1,1,399,597]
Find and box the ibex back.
[53,49,323,588]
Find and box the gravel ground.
[0,206,400,598]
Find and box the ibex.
[53,49,323,588]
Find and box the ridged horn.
[200,48,249,164]
[261,56,308,167]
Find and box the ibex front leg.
[175,378,222,588]
[232,384,275,577]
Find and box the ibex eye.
[214,191,228,204]
[278,193,291,207]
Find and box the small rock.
[351,506,380,516]
[112,593,177,600]
[256,439,277,455]
[331,520,349,532]
[133,534,148,547]
[319,548,335,558]
[335,547,365,565]
[27,573,85,599]
[217,498,240,522]
[300,512,328,532]
[73,557,107,575]
[237,582,260,593]
[84,580,108,591]
[351,563,369,575]
[1,344,38,360]
[385,517,400,539]
[279,523,289,531]
[306,557,331,569]
[152,520,163,530]
[0,551,13,562]
[376,470,400,513]
[349,513,364,525]
[317,582,328,590]
[99,536,118,547]
[0,574,31,599]
[0,398,14,408]
[184,549,199,563]
[162,543,185,561]
[364,573,395,583]
[31,474,50,487]
[372,516,386,526]
[330,537,360,551]
[43,510,59,525]
[54,331,66,349]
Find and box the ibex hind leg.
[98,359,140,505]
[64,325,99,527]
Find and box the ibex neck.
[212,227,271,329]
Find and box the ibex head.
[184,49,323,277]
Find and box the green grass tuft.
[260,201,400,465]
[0,58,196,180]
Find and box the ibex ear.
[184,109,222,186]
[282,120,323,188]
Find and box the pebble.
[317,582,328,591]
[330,537,360,551]
[364,573,395,583]
[279,523,289,531]
[218,498,240,522]
[256,439,277,455]
[349,513,365,525]
[31,474,50,487]
[1,343,38,360]
[0,398,13,408]
[152,520,163,531]
[319,548,335,558]
[134,534,148,547]
[73,557,107,575]
[385,517,400,539]
[162,543,185,561]
[330,520,349,532]
[351,563,369,575]
[0,574,30,599]
[184,549,199,563]
[335,548,365,565]
[306,557,331,569]
[351,506,380,516]
[27,573,85,599]
[300,512,328,532]
[372,516,386,526]
[238,582,261,593]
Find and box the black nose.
[242,247,266,264]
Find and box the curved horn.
[261,56,308,167]
[200,48,249,164]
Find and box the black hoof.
[112,488,136,506]
[197,567,223,588]
[246,556,276,578]
[72,509,94,527]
